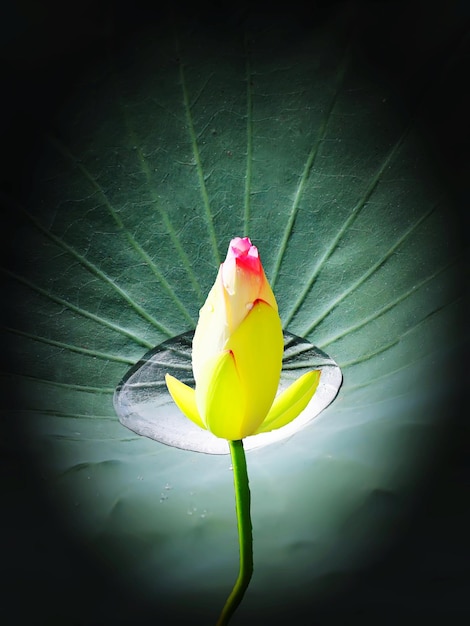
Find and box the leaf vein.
[244,33,253,237]
[3,326,136,364]
[179,60,220,265]
[317,258,458,348]
[1,267,153,348]
[0,371,114,394]
[283,122,412,325]
[21,207,174,337]
[46,134,197,327]
[270,45,351,288]
[301,201,439,336]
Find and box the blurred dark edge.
[1,1,468,625]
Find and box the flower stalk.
[216,439,253,626]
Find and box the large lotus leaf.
[1,3,467,625]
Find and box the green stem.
[216,439,253,626]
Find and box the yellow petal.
[225,299,283,437]
[257,266,278,312]
[165,374,206,431]
[192,267,229,382]
[196,350,247,440]
[192,238,279,385]
[254,370,321,434]
[222,262,277,333]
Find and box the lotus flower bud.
[166,237,320,441]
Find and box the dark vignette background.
[1,1,469,624]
